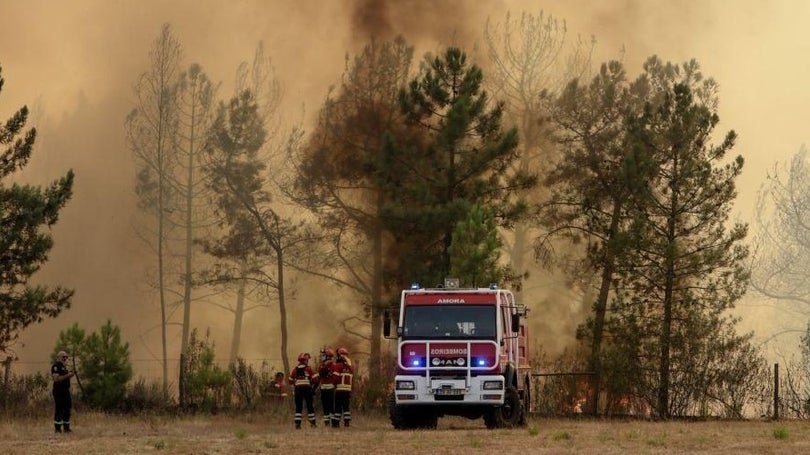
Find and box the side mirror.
[383,310,391,338]
[396,326,403,337]
[511,313,520,333]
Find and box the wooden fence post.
[1,356,13,409]
[179,353,186,408]
[773,363,779,421]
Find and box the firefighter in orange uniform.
[332,347,353,427]
[317,348,336,427]
[289,352,319,429]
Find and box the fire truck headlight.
[483,380,503,390]
[396,380,415,390]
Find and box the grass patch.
[0,413,804,454]
[646,432,668,447]
[598,429,614,443]
[552,430,571,441]
[772,426,789,440]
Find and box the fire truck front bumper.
[394,375,505,405]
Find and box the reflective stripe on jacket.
[333,358,353,392]
[318,361,335,390]
[289,364,319,388]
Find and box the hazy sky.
[2,0,809,371]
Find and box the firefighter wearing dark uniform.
[289,352,319,429]
[317,348,336,426]
[332,347,353,427]
[51,351,75,433]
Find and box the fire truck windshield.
[402,305,496,339]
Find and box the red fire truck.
[384,280,531,429]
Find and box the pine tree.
[544,61,648,413]
[0,63,74,354]
[125,23,182,397]
[292,37,415,378]
[205,89,307,375]
[392,47,535,286]
[621,57,749,417]
[448,205,504,287]
[81,320,133,410]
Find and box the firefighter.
[332,347,353,427]
[288,352,319,429]
[269,371,288,403]
[317,348,336,427]
[51,351,75,433]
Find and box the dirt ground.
[1,412,809,454]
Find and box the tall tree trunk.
[658,158,680,419]
[229,272,247,363]
[659,261,674,418]
[588,200,623,415]
[276,248,290,375]
[511,123,535,297]
[158,176,169,401]
[180,92,197,359]
[369,212,383,376]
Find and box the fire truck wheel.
[389,394,407,429]
[519,375,531,426]
[389,393,436,429]
[484,385,524,429]
[420,413,439,429]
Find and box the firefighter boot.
[54,423,62,433]
[295,422,301,430]
[63,423,71,433]
[331,418,340,428]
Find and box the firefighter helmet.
[298,352,309,363]
[337,347,349,356]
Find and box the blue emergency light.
[412,358,421,366]
[410,283,421,290]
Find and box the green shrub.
[230,358,258,410]
[122,377,168,413]
[552,430,571,441]
[773,426,789,440]
[52,320,133,411]
[182,329,230,412]
[82,321,133,409]
[0,370,50,416]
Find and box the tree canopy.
[0,63,75,354]
[388,47,536,287]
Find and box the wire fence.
[6,357,288,393]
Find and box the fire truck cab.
[384,280,530,429]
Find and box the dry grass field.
[1,411,809,455]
